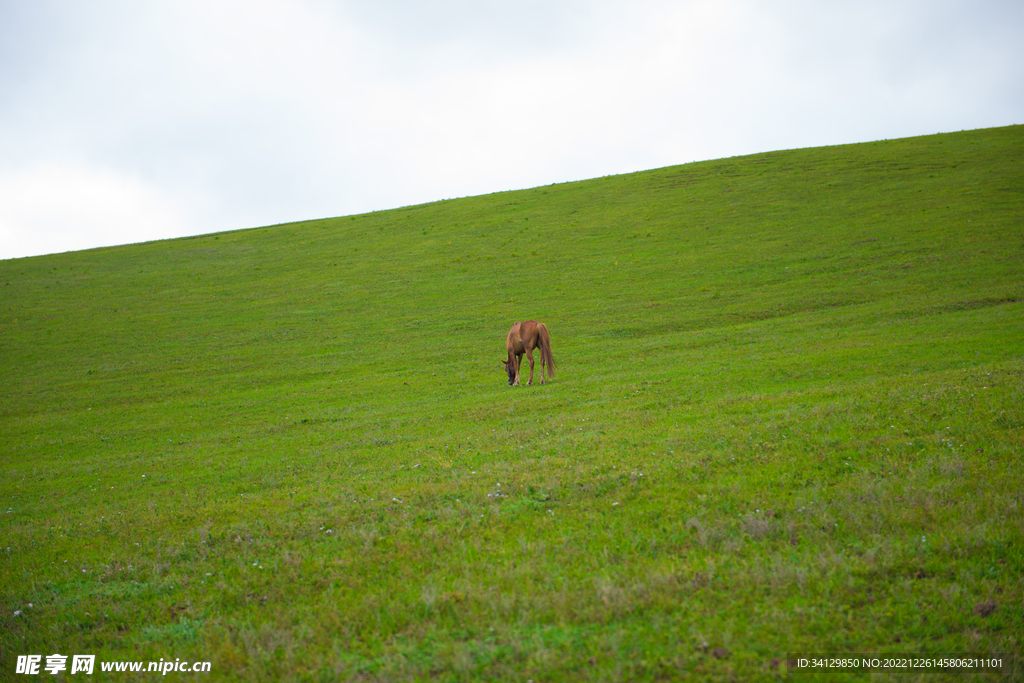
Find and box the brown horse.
[502,321,556,386]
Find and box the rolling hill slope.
[2,125,1022,680]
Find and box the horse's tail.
[540,324,556,378]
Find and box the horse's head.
[502,360,515,386]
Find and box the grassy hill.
[2,125,1022,680]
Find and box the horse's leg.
[513,354,522,386]
[526,349,535,386]
[539,346,546,384]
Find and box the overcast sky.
[1,0,1021,260]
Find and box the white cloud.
[0,165,192,257]
[1,0,1021,259]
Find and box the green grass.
[2,125,1023,681]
